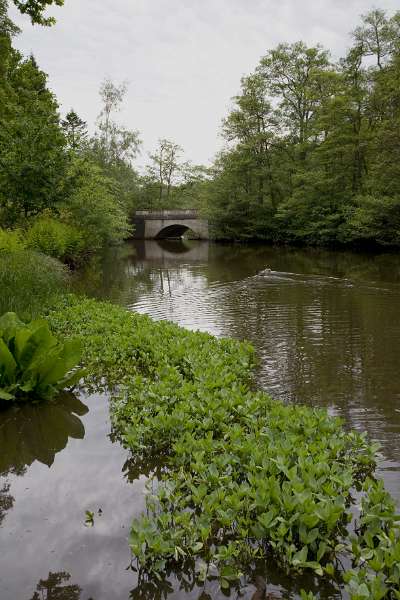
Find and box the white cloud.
[10,0,400,166]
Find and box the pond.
[1,240,399,599]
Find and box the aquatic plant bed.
[48,297,400,599]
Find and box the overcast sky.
[10,0,400,168]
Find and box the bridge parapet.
[135,209,199,220]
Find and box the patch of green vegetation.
[0,312,82,402]
[0,228,26,253]
[344,478,400,599]
[47,296,400,598]
[0,250,68,319]
[26,217,86,266]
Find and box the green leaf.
[0,388,14,400]
[0,338,17,382]
[16,322,55,369]
[0,312,23,342]
[293,545,308,566]
[39,338,82,386]
[60,368,85,389]
[220,578,230,590]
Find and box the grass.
[0,251,68,320]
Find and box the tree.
[170,162,209,209]
[0,0,19,36]
[94,78,141,167]
[223,73,281,208]
[353,8,392,69]
[61,109,88,150]
[62,157,132,248]
[148,138,183,202]
[0,0,20,81]
[87,79,141,218]
[0,53,67,223]
[257,42,332,146]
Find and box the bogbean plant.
[48,296,400,598]
[344,479,400,599]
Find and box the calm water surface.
[1,240,400,599]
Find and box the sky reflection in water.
[1,240,400,599]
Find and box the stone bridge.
[133,209,209,239]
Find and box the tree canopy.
[204,8,400,247]
[13,0,64,26]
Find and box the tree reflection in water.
[0,393,88,528]
[0,393,88,476]
[29,571,85,600]
[0,481,13,526]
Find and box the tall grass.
[0,251,69,319]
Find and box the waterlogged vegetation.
[47,296,400,598]
[0,312,82,402]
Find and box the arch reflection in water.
[0,392,88,476]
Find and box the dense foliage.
[204,9,400,247]
[2,4,400,250]
[0,4,137,262]
[0,311,82,402]
[48,297,400,598]
[26,217,86,265]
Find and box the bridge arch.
[133,210,209,240]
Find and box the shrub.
[0,250,68,319]
[26,217,86,265]
[0,312,83,403]
[0,228,26,253]
[62,158,132,250]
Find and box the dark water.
[1,240,400,599]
